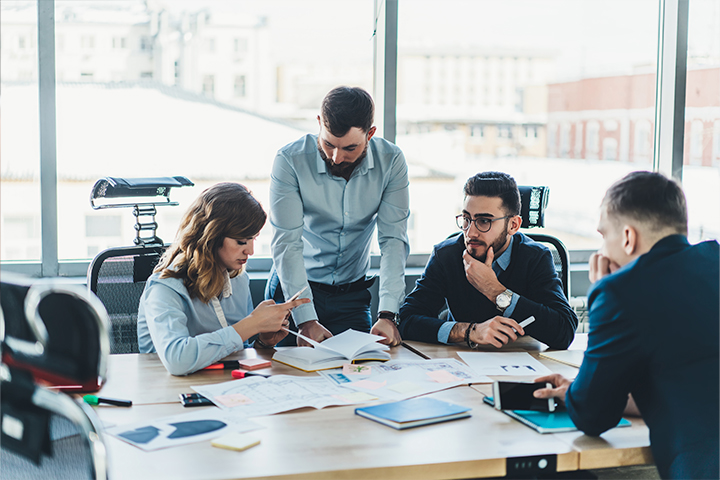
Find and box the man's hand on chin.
[463,247,505,300]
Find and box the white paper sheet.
[106,408,262,451]
[457,352,553,377]
[337,365,464,401]
[318,358,492,386]
[191,375,369,417]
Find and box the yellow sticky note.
[211,433,260,452]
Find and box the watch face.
[497,291,512,308]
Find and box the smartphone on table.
[179,393,213,407]
[492,381,555,412]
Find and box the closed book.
[272,329,390,372]
[355,397,471,430]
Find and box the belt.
[308,276,376,294]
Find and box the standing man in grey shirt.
[264,86,410,347]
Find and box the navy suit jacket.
[566,235,720,479]
[399,232,577,349]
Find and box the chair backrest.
[1,366,108,480]
[525,233,570,299]
[518,185,550,228]
[87,245,166,354]
[1,273,109,479]
[0,274,109,392]
[517,185,570,298]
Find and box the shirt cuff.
[222,325,246,351]
[378,297,401,316]
[290,302,319,326]
[437,321,455,344]
[503,292,520,317]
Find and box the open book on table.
[272,329,390,372]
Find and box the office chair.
[0,274,109,393]
[518,186,570,299]
[1,274,109,480]
[87,176,194,354]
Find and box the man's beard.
[317,140,368,178]
[465,222,509,262]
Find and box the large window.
[1,0,40,262]
[1,0,373,263]
[397,0,660,252]
[1,0,713,276]
[683,0,720,243]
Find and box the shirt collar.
[221,270,233,298]
[493,235,514,274]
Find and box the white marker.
[513,316,535,334]
[519,316,535,328]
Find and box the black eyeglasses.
[455,214,510,233]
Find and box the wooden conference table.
[92,335,652,480]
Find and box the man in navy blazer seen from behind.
[398,171,577,349]
[534,171,719,479]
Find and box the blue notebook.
[355,397,471,430]
[483,396,631,434]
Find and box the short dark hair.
[602,171,687,235]
[463,171,521,216]
[320,86,374,137]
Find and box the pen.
[232,369,270,379]
[204,360,241,370]
[401,342,431,360]
[83,394,133,407]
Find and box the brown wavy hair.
[155,182,266,303]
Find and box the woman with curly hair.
[137,182,308,375]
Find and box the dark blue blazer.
[399,232,577,349]
[566,235,720,479]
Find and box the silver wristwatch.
[495,289,513,312]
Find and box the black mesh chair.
[87,176,193,354]
[87,245,166,354]
[518,186,570,299]
[1,274,109,480]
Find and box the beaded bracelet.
[465,322,479,349]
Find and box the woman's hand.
[233,298,310,342]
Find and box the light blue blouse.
[137,272,251,375]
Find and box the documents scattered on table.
[458,352,552,377]
[355,397,471,430]
[272,329,390,371]
[319,358,492,386]
[339,365,467,401]
[106,407,262,451]
[538,350,585,368]
[482,396,630,434]
[192,375,375,417]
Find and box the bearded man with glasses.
[398,171,577,349]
